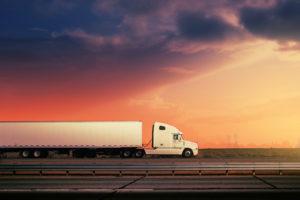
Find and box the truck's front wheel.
[182,149,193,158]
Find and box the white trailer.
[0,121,198,158]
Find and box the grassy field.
[199,148,300,158]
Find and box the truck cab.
[145,122,198,157]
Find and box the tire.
[182,149,193,158]
[133,150,144,158]
[20,150,31,158]
[33,150,42,158]
[120,150,132,158]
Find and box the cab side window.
[159,126,166,130]
[173,134,179,140]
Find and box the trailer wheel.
[133,150,144,158]
[120,150,132,158]
[182,148,193,158]
[20,150,31,158]
[33,150,42,158]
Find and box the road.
[1,158,300,199]
[2,175,300,190]
[1,175,300,199]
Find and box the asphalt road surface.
[1,175,300,200]
[1,175,300,190]
[1,158,300,199]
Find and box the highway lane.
[1,175,300,200]
[1,157,300,199]
[1,175,300,191]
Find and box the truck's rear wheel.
[33,150,42,158]
[120,150,132,158]
[182,149,193,158]
[133,150,144,158]
[20,150,31,158]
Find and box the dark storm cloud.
[97,0,167,15]
[240,0,300,41]
[0,0,243,75]
[116,0,166,15]
[176,12,237,41]
[0,36,90,66]
[0,0,246,92]
[0,0,256,108]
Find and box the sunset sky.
[1,0,300,148]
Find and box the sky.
[1,0,300,148]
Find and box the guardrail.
[1,163,300,176]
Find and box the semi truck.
[0,121,198,158]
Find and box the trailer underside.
[0,147,145,158]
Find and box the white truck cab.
[145,122,198,157]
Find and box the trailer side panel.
[0,121,142,148]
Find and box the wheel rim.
[34,151,41,158]
[135,151,143,157]
[22,151,29,158]
[184,150,192,157]
[123,151,131,157]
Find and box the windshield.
[180,134,184,140]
